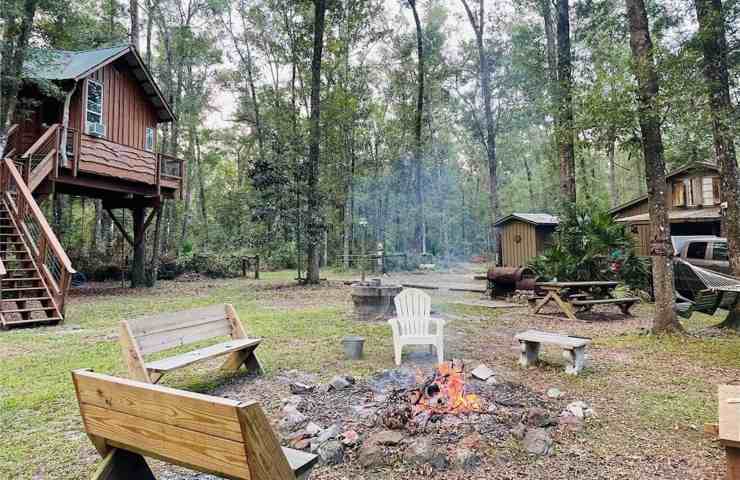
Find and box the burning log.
[377,360,485,431]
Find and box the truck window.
[711,242,728,261]
[686,242,708,259]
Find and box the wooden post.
[254,255,259,280]
[131,207,146,287]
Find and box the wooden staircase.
[0,124,74,328]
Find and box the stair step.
[6,268,36,272]
[0,316,62,326]
[2,306,57,314]
[2,286,46,292]
[2,277,41,282]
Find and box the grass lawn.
[1,271,738,479]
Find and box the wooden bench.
[570,297,640,315]
[719,384,740,480]
[72,369,317,480]
[515,329,591,375]
[120,304,262,384]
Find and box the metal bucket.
[342,336,365,360]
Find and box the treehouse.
[0,44,185,327]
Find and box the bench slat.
[80,403,251,479]
[515,329,590,348]
[145,338,261,373]
[570,297,639,306]
[73,369,244,442]
[134,319,233,355]
[127,305,229,337]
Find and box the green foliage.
[529,203,650,291]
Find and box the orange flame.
[413,361,484,415]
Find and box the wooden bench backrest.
[72,369,295,480]
[124,304,240,356]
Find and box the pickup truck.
[672,236,730,274]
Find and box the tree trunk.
[461,0,499,259]
[145,0,154,65]
[695,0,740,329]
[146,202,163,287]
[408,0,426,254]
[626,0,682,333]
[194,130,208,246]
[305,0,327,284]
[607,130,618,207]
[343,154,354,269]
[131,206,147,287]
[0,0,38,154]
[129,0,139,48]
[556,0,576,203]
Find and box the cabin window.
[86,80,104,131]
[145,127,155,152]
[685,178,702,206]
[686,241,708,259]
[672,181,686,207]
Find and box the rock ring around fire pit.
[350,282,403,322]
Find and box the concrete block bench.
[515,329,591,375]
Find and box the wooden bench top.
[570,297,640,306]
[515,330,591,348]
[72,369,316,480]
[145,338,261,373]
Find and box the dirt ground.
[3,269,737,479]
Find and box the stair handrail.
[2,124,19,159]
[0,157,74,313]
[21,124,60,159]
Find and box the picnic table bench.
[72,369,317,480]
[120,304,263,384]
[515,329,591,375]
[532,281,639,320]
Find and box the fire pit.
[378,360,484,430]
[350,280,403,322]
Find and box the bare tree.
[694,0,740,329]
[625,0,682,333]
[407,0,426,254]
[460,0,499,259]
[306,0,327,284]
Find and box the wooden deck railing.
[3,124,19,159]
[158,152,185,197]
[0,157,75,314]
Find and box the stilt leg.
[563,346,586,375]
[221,347,264,375]
[519,341,540,368]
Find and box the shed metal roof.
[494,213,559,227]
[23,44,175,123]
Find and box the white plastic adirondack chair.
[388,288,445,366]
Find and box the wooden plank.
[73,369,244,442]
[119,321,151,382]
[727,446,740,480]
[720,385,740,442]
[571,298,640,306]
[81,403,251,479]
[515,330,590,348]
[127,304,227,336]
[134,318,233,355]
[145,338,261,373]
[237,403,298,480]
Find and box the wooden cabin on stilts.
[1,44,185,327]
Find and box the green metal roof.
[23,45,175,123]
[24,45,130,80]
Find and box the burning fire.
[411,361,483,415]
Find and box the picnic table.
[531,281,639,321]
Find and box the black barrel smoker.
[486,266,539,298]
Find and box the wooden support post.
[91,448,156,480]
[130,207,147,287]
[254,255,259,280]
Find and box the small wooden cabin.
[494,213,559,267]
[0,44,184,327]
[610,162,722,256]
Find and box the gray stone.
[404,438,435,464]
[557,412,584,432]
[318,440,344,465]
[358,443,388,469]
[278,411,307,433]
[523,428,553,456]
[282,396,302,407]
[547,388,563,399]
[454,448,481,471]
[289,382,316,395]
[367,429,404,446]
[566,401,594,419]
[471,364,495,381]
[305,422,322,436]
[485,376,498,385]
[329,375,355,390]
[526,407,554,427]
[310,423,340,451]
